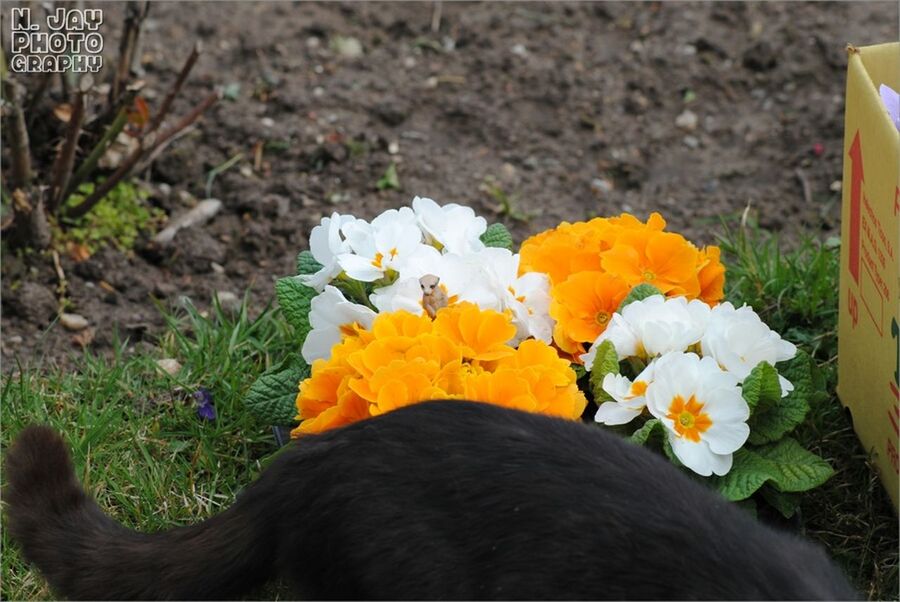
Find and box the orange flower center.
[642,270,656,282]
[630,380,648,396]
[371,252,384,269]
[595,311,610,325]
[665,394,712,443]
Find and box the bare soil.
[2,1,898,368]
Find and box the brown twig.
[48,76,93,213]
[65,90,220,220]
[146,42,202,134]
[109,1,150,106]
[1,78,33,190]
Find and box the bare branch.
[146,41,202,134]
[48,76,93,213]
[109,1,150,106]
[1,78,33,190]
[64,96,133,201]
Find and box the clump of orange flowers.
[519,212,725,357]
[291,302,587,436]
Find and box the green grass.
[1,296,295,600]
[2,225,898,600]
[720,223,898,601]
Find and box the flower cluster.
[519,212,725,357]
[292,302,587,436]
[583,295,797,476]
[299,197,552,364]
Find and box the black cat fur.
[5,400,857,600]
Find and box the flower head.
[700,302,797,395]
[550,271,630,355]
[301,285,377,363]
[594,361,656,426]
[301,212,359,291]
[337,207,431,282]
[644,352,749,476]
[581,295,710,365]
[412,196,487,254]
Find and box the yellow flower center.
[595,311,610,325]
[630,380,648,396]
[665,394,712,443]
[642,270,656,282]
[389,247,399,260]
[371,252,384,269]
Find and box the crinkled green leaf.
[630,419,661,446]
[741,361,782,415]
[275,276,317,342]
[572,363,587,381]
[713,448,778,501]
[713,438,833,501]
[760,485,799,519]
[754,437,834,493]
[747,355,811,445]
[296,250,323,275]
[588,340,619,403]
[244,361,310,425]
[480,223,514,250]
[617,283,663,312]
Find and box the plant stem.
[64,99,132,202]
[1,78,33,190]
[48,85,89,213]
[147,42,201,134]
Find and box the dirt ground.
[2,1,898,368]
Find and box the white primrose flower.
[300,212,359,292]
[645,352,750,477]
[337,208,432,282]
[700,302,797,396]
[595,361,656,426]
[580,295,710,367]
[301,285,377,363]
[482,247,553,344]
[412,196,487,254]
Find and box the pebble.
[403,56,417,69]
[260,117,275,128]
[215,291,241,313]
[153,199,223,245]
[511,44,528,57]
[830,180,842,192]
[591,177,614,196]
[156,358,182,376]
[60,313,89,331]
[313,86,325,98]
[211,262,225,274]
[675,110,698,132]
[683,135,700,149]
[332,36,363,59]
[7,335,23,345]
[388,141,400,155]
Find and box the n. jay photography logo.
[9,7,103,73]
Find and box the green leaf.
[741,361,782,415]
[275,276,317,342]
[747,355,811,445]
[630,419,661,446]
[588,340,619,403]
[244,361,310,425]
[296,250,323,275]
[713,438,833,501]
[617,283,663,312]
[713,448,777,501]
[759,485,799,519]
[480,223,514,250]
[572,363,587,381]
[754,437,834,493]
[376,162,400,190]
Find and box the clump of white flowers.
[296,197,552,363]
[582,294,797,477]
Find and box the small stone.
[211,262,225,274]
[7,335,23,345]
[681,44,697,56]
[260,117,275,128]
[403,56,417,69]
[156,358,182,376]
[683,135,699,149]
[591,177,614,196]
[313,86,325,98]
[830,180,842,193]
[425,76,439,89]
[215,290,241,313]
[332,36,363,59]
[675,110,698,132]
[306,36,321,49]
[511,44,528,57]
[239,165,254,178]
[500,162,517,182]
[629,40,644,53]
[388,141,400,155]
[60,313,89,331]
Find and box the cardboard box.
[837,42,899,512]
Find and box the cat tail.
[4,425,277,600]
